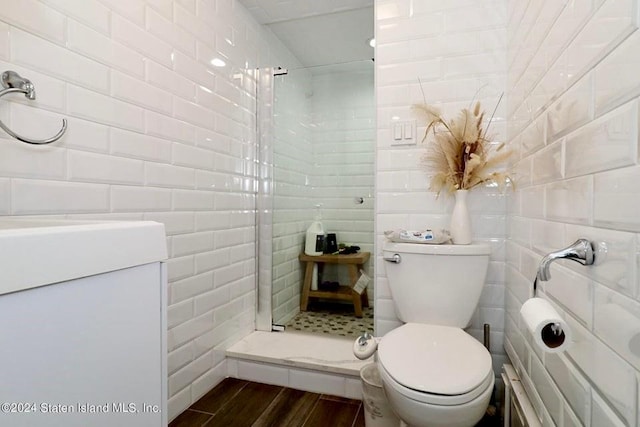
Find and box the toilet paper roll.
[520,298,572,353]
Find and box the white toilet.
[378,242,494,427]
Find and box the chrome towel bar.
[0,70,67,145]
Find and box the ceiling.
[238,0,374,69]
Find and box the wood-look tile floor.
[170,378,501,427]
[169,378,365,427]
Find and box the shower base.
[285,303,374,337]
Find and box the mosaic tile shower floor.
[284,302,374,337]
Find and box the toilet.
[378,242,494,427]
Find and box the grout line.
[350,402,363,427]
[213,380,250,416]
[190,379,249,417]
[300,393,321,427]
[200,414,214,427]
[188,409,215,416]
[320,394,361,405]
[250,387,286,427]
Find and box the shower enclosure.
[255,61,375,331]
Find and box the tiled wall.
[311,65,375,294]
[505,0,640,426]
[374,0,508,374]
[0,0,297,421]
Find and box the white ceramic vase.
[450,189,472,245]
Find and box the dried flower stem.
[412,96,512,196]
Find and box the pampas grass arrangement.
[413,99,512,196]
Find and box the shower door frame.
[255,67,275,332]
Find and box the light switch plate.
[390,120,417,146]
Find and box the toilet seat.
[379,363,494,406]
[378,323,493,406]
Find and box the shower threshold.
[226,330,371,399]
[226,330,371,377]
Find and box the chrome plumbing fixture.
[357,332,373,347]
[0,70,67,144]
[383,253,401,264]
[483,324,490,350]
[537,239,595,282]
[533,239,595,336]
[353,332,378,360]
[550,323,563,336]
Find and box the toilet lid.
[377,323,493,396]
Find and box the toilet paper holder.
[532,239,595,338]
[533,238,595,296]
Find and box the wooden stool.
[298,252,371,318]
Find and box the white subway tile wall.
[506,0,640,426]
[374,0,508,377]
[311,68,375,297]
[0,0,298,421]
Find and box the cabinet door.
[0,263,163,427]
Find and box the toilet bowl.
[377,323,494,427]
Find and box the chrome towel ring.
[0,70,67,145]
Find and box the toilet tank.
[382,242,490,327]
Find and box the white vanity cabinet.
[0,220,168,427]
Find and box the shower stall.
[255,61,375,334]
